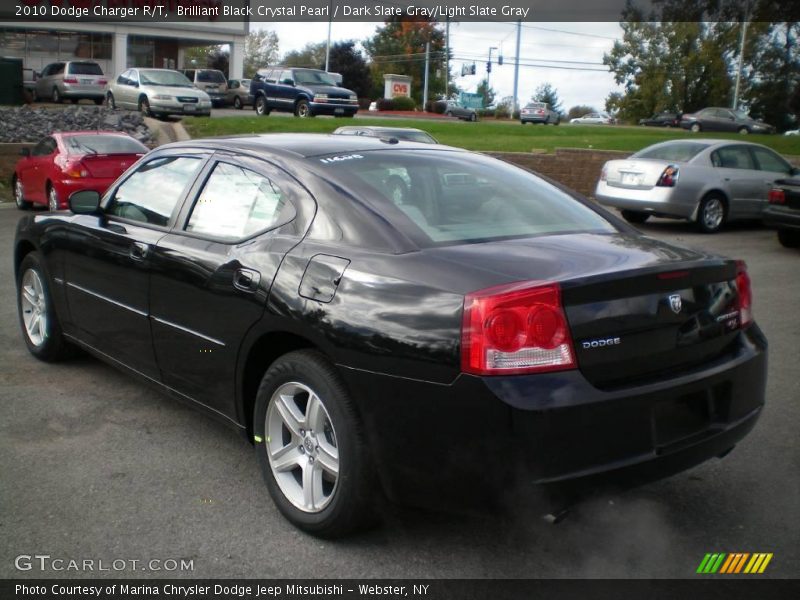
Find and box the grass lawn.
[183,115,800,156]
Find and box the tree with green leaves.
[476,78,496,108]
[326,41,372,99]
[283,42,327,68]
[531,83,563,115]
[363,17,449,103]
[567,105,597,120]
[244,29,280,78]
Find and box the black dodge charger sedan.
[15,135,767,536]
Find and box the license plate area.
[334,108,344,114]
[653,390,711,448]
[183,104,196,112]
[80,79,93,85]
[621,171,643,186]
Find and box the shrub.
[425,100,447,114]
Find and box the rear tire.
[17,253,74,362]
[620,209,650,224]
[106,92,116,109]
[469,113,477,122]
[138,96,151,117]
[52,87,62,104]
[233,95,243,109]
[738,126,749,135]
[47,183,59,212]
[253,350,376,538]
[13,175,32,210]
[690,123,701,133]
[777,229,800,248]
[696,193,726,233]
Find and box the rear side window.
[711,147,756,170]
[64,134,147,155]
[633,143,709,162]
[105,156,203,227]
[186,162,292,241]
[32,137,57,156]
[318,151,615,246]
[68,62,102,75]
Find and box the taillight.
[461,281,576,376]
[735,260,752,328]
[56,156,88,178]
[600,165,608,181]
[98,79,108,85]
[63,77,79,84]
[768,188,785,204]
[656,165,679,187]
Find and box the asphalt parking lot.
[1,202,798,579]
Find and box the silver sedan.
[595,139,798,232]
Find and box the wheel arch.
[14,239,37,281]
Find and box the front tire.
[106,92,116,109]
[738,126,749,135]
[255,95,270,116]
[697,194,726,233]
[139,96,151,117]
[13,175,32,210]
[469,113,477,122]
[620,209,650,224]
[52,87,62,104]
[777,229,800,248]
[295,99,312,118]
[254,350,376,537]
[17,253,73,361]
[690,123,701,133]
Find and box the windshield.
[197,70,226,83]
[139,70,193,87]
[65,134,148,156]
[316,150,615,246]
[633,142,710,162]
[68,62,103,76]
[293,70,336,86]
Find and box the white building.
[0,1,248,79]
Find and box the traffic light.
[498,55,503,66]
[486,61,492,73]
[470,63,476,75]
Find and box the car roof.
[161,133,462,159]
[640,138,773,152]
[335,126,427,134]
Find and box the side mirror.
[792,167,800,176]
[69,190,101,215]
[133,81,139,88]
[19,148,30,157]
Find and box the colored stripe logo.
[697,553,773,574]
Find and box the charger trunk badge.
[669,294,682,314]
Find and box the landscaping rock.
[0,105,153,144]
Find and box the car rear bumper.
[763,205,800,230]
[595,181,696,218]
[521,116,548,123]
[52,178,118,207]
[339,325,767,509]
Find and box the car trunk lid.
[603,158,673,190]
[78,153,143,178]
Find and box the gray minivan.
[181,69,227,107]
[35,61,106,104]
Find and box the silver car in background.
[106,68,212,118]
[595,139,798,232]
[35,61,107,104]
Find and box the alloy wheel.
[20,269,48,347]
[265,381,339,513]
[48,187,58,211]
[14,178,26,208]
[702,197,724,231]
[106,93,116,109]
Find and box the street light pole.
[732,4,750,110]
[325,0,332,71]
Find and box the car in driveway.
[106,68,212,117]
[332,126,438,144]
[34,61,107,104]
[12,131,148,212]
[570,112,613,125]
[181,68,228,107]
[680,108,775,134]
[225,78,252,109]
[639,112,682,127]
[250,67,358,118]
[14,134,766,537]
[520,102,560,125]
[595,139,798,232]
[764,179,800,248]
[444,101,478,121]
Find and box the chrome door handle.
[233,268,260,292]
[130,241,149,260]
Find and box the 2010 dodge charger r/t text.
[14,135,767,537]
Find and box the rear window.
[526,103,546,109]
[68,62,103,76]
[316,151,615,246]
[633,142,709,162]
[197,70,226,83]
[64,134,148,155]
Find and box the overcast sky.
[258,21,624,111]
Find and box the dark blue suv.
[250,67,359,118]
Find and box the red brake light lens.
[461,282,576,376]
[768,188,785,204]
[656,165,679,187]
[98,78,108,85]
[735,260,752,328]
[63,77,79,84]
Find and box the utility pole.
[423,41,430,109]
[445,18,450,98]
[325,0,332,71]
[512,20,521,114]
[732,4,749,110]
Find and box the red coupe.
[13,131,148,211]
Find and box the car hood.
[417,232,720,293]
[299,84,355,96]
